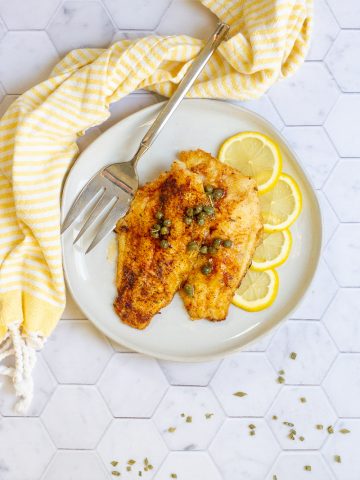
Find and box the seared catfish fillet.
[114,160,209,329]
[179,150,263,321]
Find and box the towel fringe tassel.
[0,323,44,413]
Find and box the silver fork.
[61,21,230,253]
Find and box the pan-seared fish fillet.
[114,160,209,329]
[179,150,263,321]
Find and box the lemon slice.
[252,229,292,271]
[218,131,282,192]
[260,173,302,231]
[232,269,279,312]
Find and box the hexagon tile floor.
[0,1,360,479]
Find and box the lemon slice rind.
[218,131,282,193]
[261,173,302,232]
[232,268,279,312]
[252,229,292,271]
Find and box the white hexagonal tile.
[47,1,115,56]
[292,260,338,319]
[323,354,360,416]
[325,95,360,157]
[323,289,360,352]
[0,17,5,43]
[267,321,337,385]
[153,386,225,451]
[238,95,284,131]
[322,419,360,480]
[268,452,334,480]
[156,452,221,480]
[77,126,102,152]
[41,385,111,448]
[42,320,112,384]
[157,0,218,38]
[316,191,338,246]
[267,387,337,450]
[325,225,360,286]
[209,419,280,480]
[62,288,86,319]
[104,0,170,30]
[327,0,360,28]
[210,353,280,416]
[326,31,360,92]
[268,63,339,126]
[43,451,108,480]
[324,159,360,222]
[97,419,168,479]
[0,355,56,416]
[159,360,220,386]
[99,93,159,132]
[0,0,61,29]
[0,417,55,480]
[98,353,168,418]
[0,31,59,94]
[282,127,338,189]
[307,0,339,61]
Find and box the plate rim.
[61,98,323,362]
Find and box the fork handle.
[131,21,230,167]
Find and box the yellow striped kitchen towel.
[0,0,313,411]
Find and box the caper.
[150,231,159,238]
[194,205,203,215]
[186,207,194,218]
[200,245,208,254]
[187,241,199,252]
[163,219,172,227]
[223,239,233,248]
[204,184,214,193]
[203,205,215,215]
[197,212,207,222]
[201,263,213,275]
[160,239,169,249]
[208,246,217,255]
[152,224,161,231]
[184,216,193,225]
[213,188,225,200]
[183,283,194,297]
[155,211,164,220]
[197,217,205,226]
[160,226,169,235]
[213,238,222,248]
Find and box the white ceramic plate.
[62,99,322,362]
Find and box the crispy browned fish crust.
[114,160,209,329]
[179,150,263,321]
